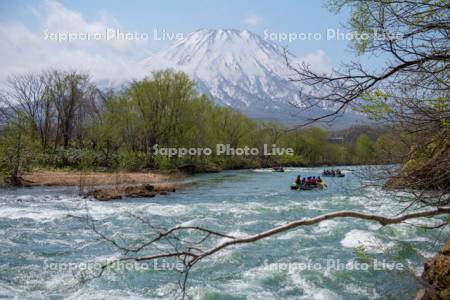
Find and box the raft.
[291,182,326,191]
[322,173,345,177]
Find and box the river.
[0,167,448,299]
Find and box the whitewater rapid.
[0,167,448,299]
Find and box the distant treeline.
[0,69,408,177]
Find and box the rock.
[414,289,426,300]
[442,240,450,255]
[16,195,35,202]
[420,240,450,300]
[87,183,177,201]
[124,185,157,197]
[178,163,222,174]
[200,164,222,173]
[143,184,155,191]
[88,189,122,201]
[178,164,196,174]
[128,191,157,198]
[4,176,33,187]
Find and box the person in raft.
[317,176,322,183]
[295,176,301,185]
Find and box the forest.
[0,69,407,182]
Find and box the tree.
[355,133,375,163]
[285,0,449,192]
[373,132,409,164]
[295,127,329,164]
[215,107,254,149]
[128,71,198,148]
[0,114,38,185]
[0,72,53,149]
[286,0,449,127]
[46,70,98,150]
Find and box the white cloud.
[297,49,332,74]
[0,0,149,84]
[0,1,332,90]
[244,15,262,26]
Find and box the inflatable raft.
[291,182,326,191]
[322,173,345,177]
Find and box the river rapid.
[0,167,448,299]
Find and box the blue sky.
[0,0,372,82]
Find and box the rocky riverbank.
[386,131,450,192]
[415,240,450,300]
[86,183,184,201]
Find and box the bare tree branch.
[83,205,449,298]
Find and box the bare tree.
[0,70,99,152]
[46,70,97,150]
[0,72,53,149]
[283,0,449,194]
[284,0,449,127]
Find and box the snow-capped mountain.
[143,29,359,127]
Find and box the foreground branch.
[86,206,450,299]
[191,207,450,264]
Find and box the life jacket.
[312,178,317,184]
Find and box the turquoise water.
[0,167,448,299]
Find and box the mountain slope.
[143,29,360,127]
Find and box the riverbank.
[0,163,369,186]
[0,163,361,188]
[0,170,187,201]
[0,170,182,187]
[416,240,450,300]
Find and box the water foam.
[341,229,391,253]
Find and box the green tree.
[296,127,329,164]
[0,114,39,185]
[355,133,374,163]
